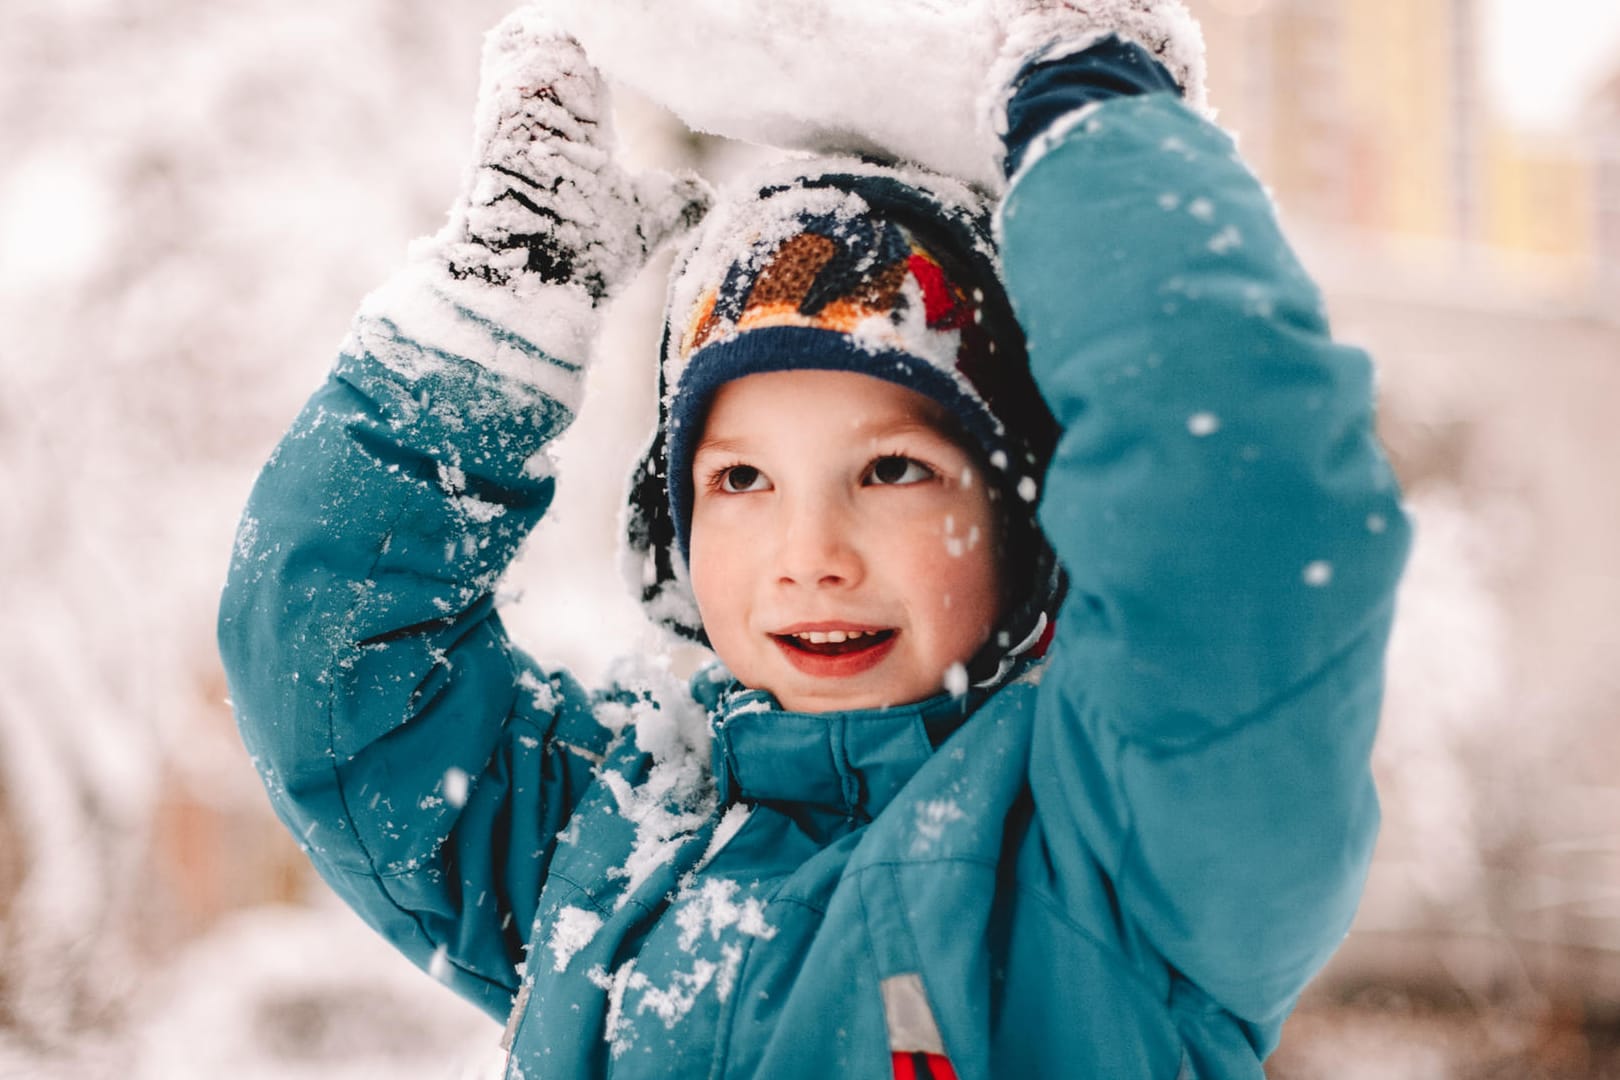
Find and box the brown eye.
[866,456,933,486]
[719,465,769,493]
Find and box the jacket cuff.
[1002,35,1182,178]
[344,239,598,408]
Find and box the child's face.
[688,369,1003,713]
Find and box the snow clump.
[594,655,717,909]
[548,906,606,972]
[544,0,1002,187]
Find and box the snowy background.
[2,0,1618,1077]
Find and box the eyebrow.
[693,418,966,459]
[845,417,976,458]
[691,436,748,459]
[858,419,954,442]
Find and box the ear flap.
[621,424,709,646]
[620,318,710,646]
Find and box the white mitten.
[442,7,711,303]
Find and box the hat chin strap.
[968,608,1051,693]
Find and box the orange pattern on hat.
[747,233,838,307]
[682,231,921,358]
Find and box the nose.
[773,491,863,590]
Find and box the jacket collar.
[701,678,978,821]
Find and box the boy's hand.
[442,8,711,302]
[987,0,1208,122]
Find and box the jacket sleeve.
[999,93,1411,1044]
[217,258,615,1021]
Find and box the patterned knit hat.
[624,156,1062,681]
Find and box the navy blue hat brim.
[664,324,1014,564]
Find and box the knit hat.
[624,156,1062,682]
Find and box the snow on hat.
[624,155,1061,678]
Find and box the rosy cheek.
[687,527,729,625]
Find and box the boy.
[219,2,1410,1077]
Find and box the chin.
[770,680,930,715]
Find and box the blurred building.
[1189,0,1618,312]
[1594,70,1620,302]
[1190,3,1620,1058]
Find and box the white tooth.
[807,631,829,644]
[846,630,865,640]
[826,630,847,644]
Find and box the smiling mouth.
[772,629,896,657]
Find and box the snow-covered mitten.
[984,0,1209,151]
[442,8,711,302]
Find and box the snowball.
[442,766,470,808]
[1207,225,1243,255]
[545,0,1002,188]
[1303,561,1335,588]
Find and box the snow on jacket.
[219,91,1410,1078]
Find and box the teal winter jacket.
[220,92,1409,1078]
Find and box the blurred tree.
[0,0,509,1046]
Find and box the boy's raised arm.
[217,12,706,1020]
[987,1,1411,1054]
